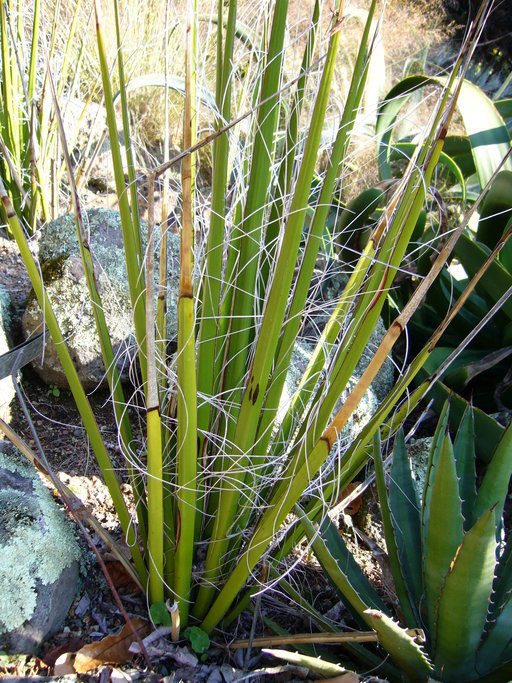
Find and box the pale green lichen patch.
[0,447,80,633]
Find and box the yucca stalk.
[48,66,149,547]
[196,0,236,457]
[194,0,346,618]
[146,177,165,604]
[94,0,147,383]
[218,1,288,384]
[0,180,147,584]
[0,0,85,229]
[173,2,198,625]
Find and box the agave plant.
[302,400,512,682]
[368,71,512,412]
[1,0,510,643]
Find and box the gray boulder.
[0,442,80,654]
[22,208,180,390]
[0,284,15,424]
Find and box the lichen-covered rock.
[0,283,14,424]
[0,442,80,654]
[22,208,180,389]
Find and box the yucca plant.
[0,0,95,232]
[1,0,511,645]
[301,401,512,681]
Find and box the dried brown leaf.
[73,618,151,674]
[314,674,360,683]
[105,561,140,593]
[54,652,76,676]
[43,638,84,667]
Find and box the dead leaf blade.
[73,618,151,673]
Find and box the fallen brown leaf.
[105,561,141,593]
[43,638,84,667]
[73,618,151,674]
[54,652,76,676]
[315,674,360,683]
[337,483,362,516]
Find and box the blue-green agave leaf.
[421,400,450,547]
[452,406,477,531]
[488,534,512,625]
[312,517,388,613]
[434,509,497,679]
[478,594,512,675]
[453,233,512,323]
[387,430,422,619]
[423,431,464,644]
[302,512,388,623]
[473,419,512,528]
[377,76,512,188]
[414,373,504,465]
[364,609,432,682]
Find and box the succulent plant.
[302,400,512,682]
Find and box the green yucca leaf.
[253,0,378,468]
[260,0,320,286]
[219,0,289,410]
[364,609,432,682]
[271,375,432,567]
[434,508,497,679]
[94,0,147,382]
[173,4,198,625]
[452,406,477,531]
[196,0,344,618]
[27,0,40,104]
[0,181,148,584]
[113,0,143,273]
[385,430,422,623]
[196,0,236,451]
[49,66,148,547]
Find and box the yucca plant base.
[2,0,512,678]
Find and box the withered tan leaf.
[314,674,360,683]
[73,618,151,673]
